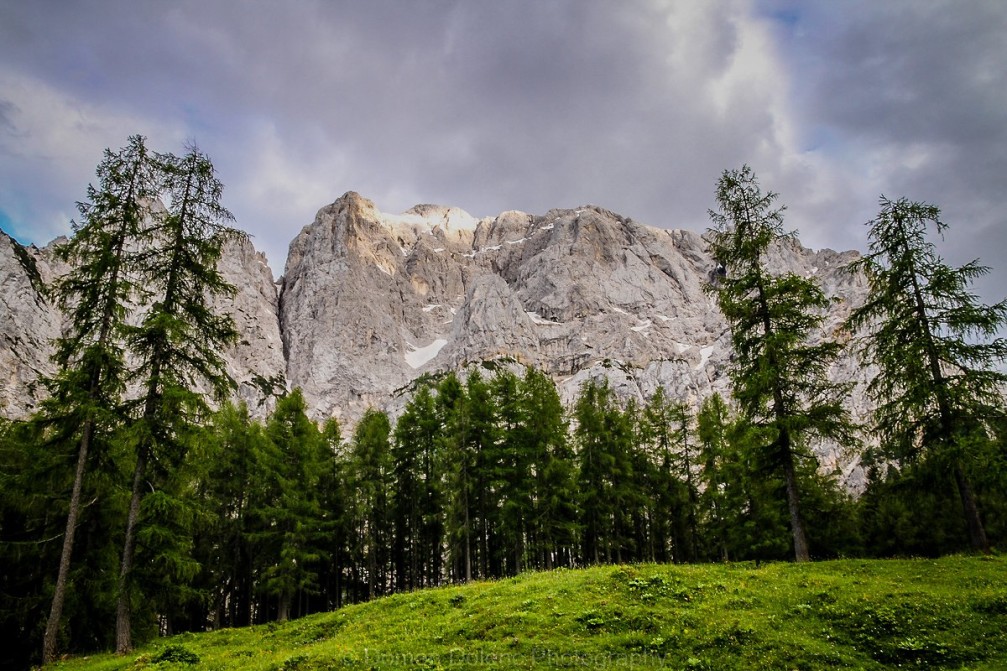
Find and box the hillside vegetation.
[8,146,1006,667]
[52,556,1007,670]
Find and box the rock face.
[278,193,871,485]
[0,232,61,416]
[214,235,287,412]
[0,230,285,417]
[2,191,871,483]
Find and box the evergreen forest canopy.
[1,140,1006,669]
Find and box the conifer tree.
[41,136,160,664]
[194,401,266,627]
[641,387,697,562]
[115,144,242,651]
[575,378,637,564]
[392,385,442,589]
[131,432,204,635]
[846,197,1007,552]
[696,392,733,561]
[258,390,327,621]
[491,370,532,575]
[316,417,345,610]
[521,368,577,570]
[344,409,393,600]
[574,379,613,565]
[463,371,499,578]
[706,165,852,562]
[437,373,474,582]
[616,398,647,563]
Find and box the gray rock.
[0,229,286,418]
[0,232,60,415]
[2,191,874,486]
[214,234,288,413]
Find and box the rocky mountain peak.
[277,195,869,488]
[1,193,870,485]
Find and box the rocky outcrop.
[0,232,61,416]
[214,234,288,412]
[278,193,871,487]
[0,230,286,417]
[2,191,872,484]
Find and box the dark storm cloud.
[0,0,1004,305]
[770,0,1007,297]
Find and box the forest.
[2,139,1006,669]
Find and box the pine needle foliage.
[706,165,853,561]
[116,143,245,653]
[41,135,161,665]
[846,196,1007,552]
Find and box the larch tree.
[641,387,697,562]
[391,385,442,590]
[575,378,637,564]
[392,388,427,590]
[521,367,577,570]
[115,144,242,652]
[463,371,499,579]
[258,390,328,622]
[491,370,533,575]
[706,165,852,562]
[344,408,393,600]
[846,197,1007,553]
[41,136,160,664]
[195,400,266,628]
[436,372,474,582]
[696,392,732,561]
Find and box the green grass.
[52,556,1007,670]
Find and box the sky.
[1,0,1005,303]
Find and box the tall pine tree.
[521,368,577,570]
[41,136,160,664]
[258,390,328,621]
[846,197,1007,552]
[706,165,852,562]
[575,378,638,564]
[344,409,393,600]
[391,386,442,590]
[194,401,267,628]
[115,144,242,651]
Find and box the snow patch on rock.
[405,338,448,369]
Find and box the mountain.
[0,231,62,416]
[279,192,869,482]
[0,229,285,417]
[0,192,870,482]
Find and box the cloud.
[775,0,1007,287]
[0,0,1003,305]
[0,68,185,242]
[220,121,355,272]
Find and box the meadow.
[51,555,1007,670]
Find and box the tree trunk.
[953,461,990,553]
[463,505,472,583]
[684,435,700,562]
[116,447,148,653]
[42,422,94,664]
[368,527,377,599]
[780,439,810,562]
[899,221,990,554]
[277,591,291,622]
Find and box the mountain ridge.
[0,192,870,484]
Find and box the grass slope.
[52,556,1007,670]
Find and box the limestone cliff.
[0,230,285,417]
[0,232,60,415]
[2,192,871,483]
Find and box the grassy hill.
[51,556,1007,670]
